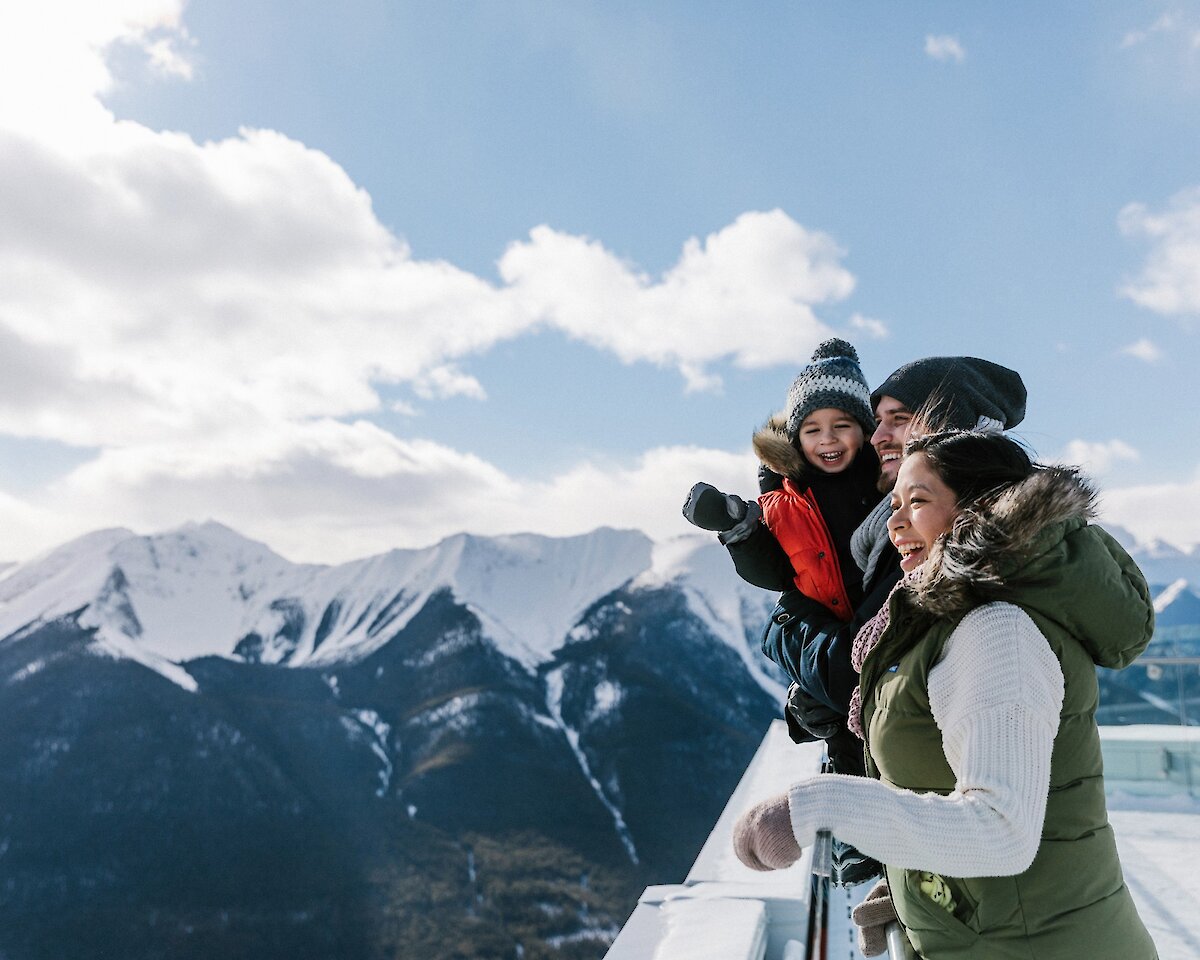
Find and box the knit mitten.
[682,482,747,532]
[850,879,897,957]
[732,792,801,871]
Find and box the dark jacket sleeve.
[761,565,901,713]
[724,521,795,592]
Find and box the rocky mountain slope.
[0,523,781,960]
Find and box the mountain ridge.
[1,521,1197,959]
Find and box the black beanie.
[870,356,1027,431]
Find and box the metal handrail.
[885,921,915,959]
[807,830,833,960]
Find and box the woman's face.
[887,452,960,572]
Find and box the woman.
[732,428,1157,959]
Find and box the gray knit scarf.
[850,495,893,588]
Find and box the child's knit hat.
[784,338,875,440]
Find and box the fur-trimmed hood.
[752,414,805,480]
[908,465,1154,669]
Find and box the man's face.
[871,395,914,492]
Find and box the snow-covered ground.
[1112,808,1200,957]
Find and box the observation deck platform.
[604,721,1200,960]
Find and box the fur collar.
[908,465,1097,618]
[752,414,805,480]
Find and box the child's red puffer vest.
[759,478,853,621]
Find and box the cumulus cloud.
[1,434,758,563]
[142,29,195,79]
[0,2,873,561]
[1055,439,1141,476]
[925,34,966,63]
[0,122,855,439]
[499,211,857,390]
[1121,338,1163,362]
[0,0,193,144]
[0,130,858,447]
[1119,187,1200,317]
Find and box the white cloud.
[1119,187,1200,317]
[0,0,192,145]
[413,365,487,401]
[0,433,759,563]
[1099,468,1200,549]
[0,118,853,441]
[1121,13,1178,48]
[0,488,83,562]
[0,3,870,562]
[499,210,855,388]
[0,122,528,448]
[1119,12,1200,50]
[1121,338,1164,362]
[143,29,195,79]
[925,34,966,64]
[849,313,889,339]
[1055,438,1141,476]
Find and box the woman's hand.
[851,879,897,956]
[732,792,802,870]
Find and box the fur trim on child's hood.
[753,414,806,480]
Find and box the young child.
[685,339,885,889]
[683,338,880,621]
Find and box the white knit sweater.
[786,601,1065,877]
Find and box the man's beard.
[876,456,900,493]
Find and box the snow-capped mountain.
[0,523,303,661]
[0,521,778,690]
[1131,540,1200,591]
[1153,579,1200,628]
[6,520,1194,960]
[0,522,782,960]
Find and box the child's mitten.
[682,482,747,531]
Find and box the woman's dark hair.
[904,429,1036,509]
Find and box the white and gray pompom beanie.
[784,338,875,440]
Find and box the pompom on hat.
[870,356,1027,432]
[784,338,875,440]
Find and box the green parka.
[858,466,1157,960]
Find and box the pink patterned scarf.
[846,584,899,740]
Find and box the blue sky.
[0,1,1197,562]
